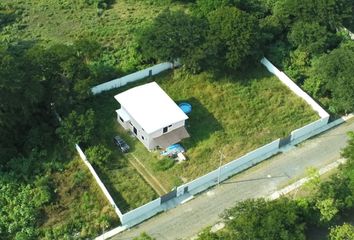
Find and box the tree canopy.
[329,223,354,240]
[273,0,353,31]
[197,198,306,240]
[137,9,207,63]
[0,40,102,165]
[288,21,337,55]
[206,6,262,70]
[304,42,354,114]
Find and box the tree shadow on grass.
[208,61,272,86]
[177,97,223,149]
[0,8,18,31]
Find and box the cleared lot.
[87,65,318,211]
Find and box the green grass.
[0,0,185,72]
[85,65,318,208]
[1,0,319,214]
[85,89,159,212]
[39,156,119,238]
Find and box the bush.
[0,181,50,240]
[85,144,112,169]
[329,223,354,240]
[152,158,175,171]
[56,109,95,146]
[133,232,155,240]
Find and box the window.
[163,126,168,133]
[141,136,145,140]
[133,127,137,135]
[119,116,124,122]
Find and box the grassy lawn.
[86,90,159,212]
[0,0,184,71]
[85,64,318,209]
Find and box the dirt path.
[129,153,168,196]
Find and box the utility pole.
[218,150,225,186]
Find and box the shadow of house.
[177,97,223,149]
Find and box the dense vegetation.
[0,40,119,239]
[196,132,354,240]
[136,0,354,113]
[1,0,354,238]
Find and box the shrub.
[85,144,112,169]
[56,109,95,146]
[152,158,175,171]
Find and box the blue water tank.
[178,102,192,114]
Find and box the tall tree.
[0,39,101,165]
[273,0,353,31]
[137,9,207,64]
[0,46,45,163]
[27,42,95,114]
[304,42,354,114]
[288,21,337,55]
[221,198,306,240]
[329,223,354,240]
[206,6,262,70]
[194,0,232,17]
[56,109,95,146]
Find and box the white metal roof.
[114,82,188,134]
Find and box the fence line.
[261,57,329,120]
[75,144,123,219]
[118,115,340,227]
[91,62,176,95]
[121,198,161,225]
[291,118,327,142]
[90,58,342,234]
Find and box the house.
[114,82,190,150]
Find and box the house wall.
[117,115,129,130]
[117,107,131,130]
[147,120,186,150]
[148,120,185,139]
[117,105,186,150]
[123,113,150,149]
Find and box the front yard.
[86,65,318,211]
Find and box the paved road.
[115,119,354,240]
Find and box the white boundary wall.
[291,118,327,142]
[261,57,329,120]
[90,57,345,235]
[177,139,281,196]
[182,169,220,195]
[220,139,280,181]
[121,198,161,225]
[91,62,175,95]
[75,144,123,219]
